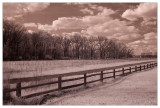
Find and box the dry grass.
[3,58,156,105]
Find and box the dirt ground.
[44,67,157,105]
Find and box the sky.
[3,3,157,55]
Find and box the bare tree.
[3,20,27,60]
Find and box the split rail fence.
[4,60,157,98]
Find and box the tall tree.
[3,20,26,60]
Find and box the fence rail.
[4,60,157,98]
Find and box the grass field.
[3,58,156,79]
[3,58,157,105]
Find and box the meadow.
[3,58,156,105]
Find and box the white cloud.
[82,19,140,42]
[37,7,141,43]
[28,30,34,33]
[37,23,53,31]
[6,17,15,21]
[24,23,37,27]
[51,8,115,30]
[80,8,94,15]
[128,32,157,55]
[22,3,50,13]
[52,17,87,30]
[88,4,104,12]
[143,32,157,45]
[32,3,156,55]
[141,18,157,26]
[122,3,157,21]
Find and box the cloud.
[3,3,50,20]
[88,4,104,12]
[37,7,141,43]
[52,17,87,30]
[24,23,37,28]
[143,32,157,45]
[80,8,94,15]
[141,18,157,26]
[82,19,140,42]
[66,3,106,13]
[37,7,115,31]
[51,8,115,30]
[28,30,34,33]
[122,3,157,21]
[37,23,53,31]
[5,17,15,21]
[31,3,156,55]
[128,32,157,55]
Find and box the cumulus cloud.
[141,18,157,26]
[52,17,87,30]
[82,19,140,43]
[24,23,37,27]
[37,7,141,43]
[37,23,53,31]
[28,30,34,33]
[122,3,157,21]
[31,3,156,51]
[51,8,115,30]
[37,7,115,32]
[67,3,106,14]
[143,32,157,45]
[128,32,157,55]
[3,3,50,20]
[80,8,94,15]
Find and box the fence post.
[100,71,103,82]
[129,67,131,73]
[122,68,125,75]
[16,82,21,97]
[144,65,146,69]
[155,63,157,66]
[58,76,62,90]
[140,65,141,71]
[84,73,87,86]
[113,69,116,79]
[135,66,137,72]
[147,64,148,69]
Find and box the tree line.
[3,20,133,61]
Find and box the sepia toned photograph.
[2,2,157,105]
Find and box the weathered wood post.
[152,63,154,68]
[122,68,125,75]
[16,82,21,97]
[113,69,116,79]
[129,67,131,73]
[58,76,62,90]
[100,71,103,82]
[140,65,141,71]
[155,63,157,66]
[147,64,148,69]
[84,73,87,86]
[135,66,137,72]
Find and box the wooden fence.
[4,60,157,99]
